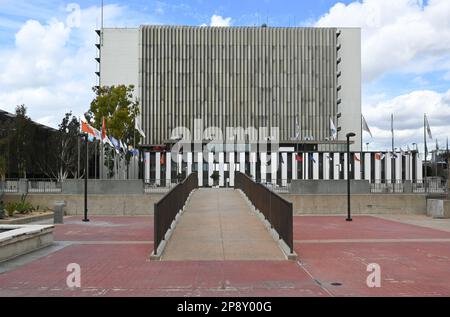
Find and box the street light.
[83,133,90,222]
[346,132,356,222]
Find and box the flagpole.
[424,114,427,192]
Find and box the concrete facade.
[61,179,144,195]
[99,26,362,150]
[427,199,450,219]
[281,193,427,215]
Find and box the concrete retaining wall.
[280,193,427,215]
[290,180,371,194]
[62,179,144,195]
[427,199,450,218]
[3,194,163,216]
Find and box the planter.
[0,212,54,225]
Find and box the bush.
[5,202,17,217]
[15,201,34,214]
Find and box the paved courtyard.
[1,211,450,296]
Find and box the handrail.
[153,172,198,255]
[235,172,294,253]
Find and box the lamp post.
[83,133,90,222]
[346,132,356,222]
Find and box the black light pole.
[346,132,356,222]
[83,133,90,222]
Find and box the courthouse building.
[96,25,422,186]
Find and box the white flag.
[362,115,373,138]
[330,118,337,140]
[135,116,146,139]
[425,115,432,139]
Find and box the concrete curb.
[237,189,298,261]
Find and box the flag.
[80,119,96,139]
[330,118,337,140]
[400,148,406,156]
[101,117,113,146]
[375,153,382,160]
[309,155,316,163]
[93,128,102,141]
[160,154,165,165]
[362,115,372,138]
[295,118,300,140]
[354,153,361,162]
[109,136,120,153]
[295,154,303,162]
[135,116,146,139]
[425,114,432,139]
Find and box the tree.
[85,85,141,177]
[37,113,80,180]
[10,105,34,178]
[0,156,6,181]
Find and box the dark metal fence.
[235,172,294,253]
[153,173,198,255]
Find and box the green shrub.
[15,201,34,214]
[5,202,17,217]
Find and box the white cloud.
[363,89,450,151]
[205,14,232,27]
[0,4,152,127]
[315,0,450,82]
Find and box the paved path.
[162,188,285,261]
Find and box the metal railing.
[412,178,448,194]
[27,179,62,193]
[235,172,294,253]
[144,179,180,193]
[0,179,19,193]
[370,180,405,193]
[153,173,198,256]
[258,180,291,193]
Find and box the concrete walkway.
[162,188,285,261]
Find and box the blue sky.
[0,0,449,152]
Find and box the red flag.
[295,154,303,162]
[160,154,165,165]
[354,153,361,162]
[375,153,381,160]
[102,117,106,141]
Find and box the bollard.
[53,201,67,224]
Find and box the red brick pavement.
[1,215,450,296]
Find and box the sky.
[0,0,449,153]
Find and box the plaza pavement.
[1,192,450,296]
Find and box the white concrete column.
[333,153,340,180]
[261,152,267,182]
[304,153,309,180]
[239,152,245,173]
[395,154,402,181]
[408,154,413,181]
[145,152,150,182]
[313,153,319,180]
[416,153,423,181]
[354,153,361,180]
[375,154,381,181]
[155,152,161,185]
[271,152,277,184]
[198,152,203,187]
[219,152,225,187]
[187,152,192,175]
[292,153,298,180]
[178,153,183,174]
[281,152,287,186]
[250,152,256,180]
[229,152,235,187]
[386,153,392,182]
[208,152,214,186]
[364,153,371,182]
[344,153,348,180]
[323,153,329,180]
[166,153,171,184]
